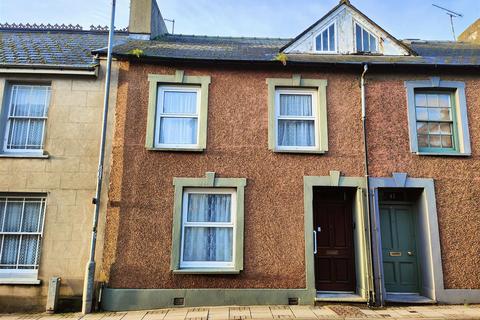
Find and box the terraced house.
[0,24,126,311]
[96,0,480,311]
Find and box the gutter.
[0,64,98,76]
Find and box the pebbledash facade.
[0,25,126,311]
[100,0,480,311]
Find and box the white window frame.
[274,88,319,152]
[354,22,379,53]
[154,85,201,149]
[179,188,237,269]
[0,195,46,284]
[314,21,337,53]
[2,84,51,154]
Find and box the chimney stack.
[129,0,168,39]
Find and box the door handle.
[313,230,317,255]
[408,251,414,256]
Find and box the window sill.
[0,153,49,159]
[172,268,240,275]
[273,149,326,154]
[0,278,41,285]
[415,151,471,157]
[146,147,204,152]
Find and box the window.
[2,84,51,154]
[405,78,471,156]
[275,89,318,150]
[315,22,336,52]
[0,196,46,283]
[146,71,210,151]
[171,172,246,273]
[355,23,377,53]
[155,86,200,147]
[180,188,235,269]
[267,76,328,153]
[415,91,456,151]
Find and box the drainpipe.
[82,0,116,314]
[361,64,382,307]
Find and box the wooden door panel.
[313,191,356,292]
[380,205,419,293]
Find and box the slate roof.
[0,29,128,70]
[105,34,480,67]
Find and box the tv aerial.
[432,4,463,40]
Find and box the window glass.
[0,197,46,271]
[315,23,335,52]
[155,86,199,146]
[355,23,377,53]
[415,91,455,150]
[4,85,50,152]
[276,91,317,148]
[181,191,235,267]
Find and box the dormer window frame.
[314,20,338,54]
[353,20,379,54]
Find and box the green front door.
[380,205,419,293]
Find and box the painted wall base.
[101,288,316,311]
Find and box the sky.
[0,0,479,41]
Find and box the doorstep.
[315,291,367,302]
[386,293,436,304]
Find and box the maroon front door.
[313,188,356,291]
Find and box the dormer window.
[315,22,336,53]
[355,23,378,53]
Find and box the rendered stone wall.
[103,62,480,292]
[0,61,118,312]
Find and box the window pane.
[438,94,450,107]
[417,134,428,148]
[429,135,441,147]
[10,86,50,117]
[21,202,42,232]
[428,123,440,134]
[428,108,451,121]
[315,35,322,51]
[1,235,20,267]
[278,120,315,147]
[18,235,39,268]
[328,24,335,51]
[322,29,328,51]
[415,94,427,107]
[279,94,312,116]
[363,29,370,52]
[416,122,428,134]
[187,193,231,222]
[159,117,197,144]
[26,119,44,149]
[162,91,197,114]
[441,135,453,148]
[3,202,23,232]
[440,123,452,134]
[183,227,233,262]
[0,201,5,229]
[356,24,362,51]
[427,94,438,107]
[369,34,377,52]
[415,108,428,121]
[7,119,28,149]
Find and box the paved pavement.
[2,305,480,320]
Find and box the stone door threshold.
[386,293,436,304]
[316,291,367,302]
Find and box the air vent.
[173,297,185,306]
[288,297,299,305]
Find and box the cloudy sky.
[1,0,478,40]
